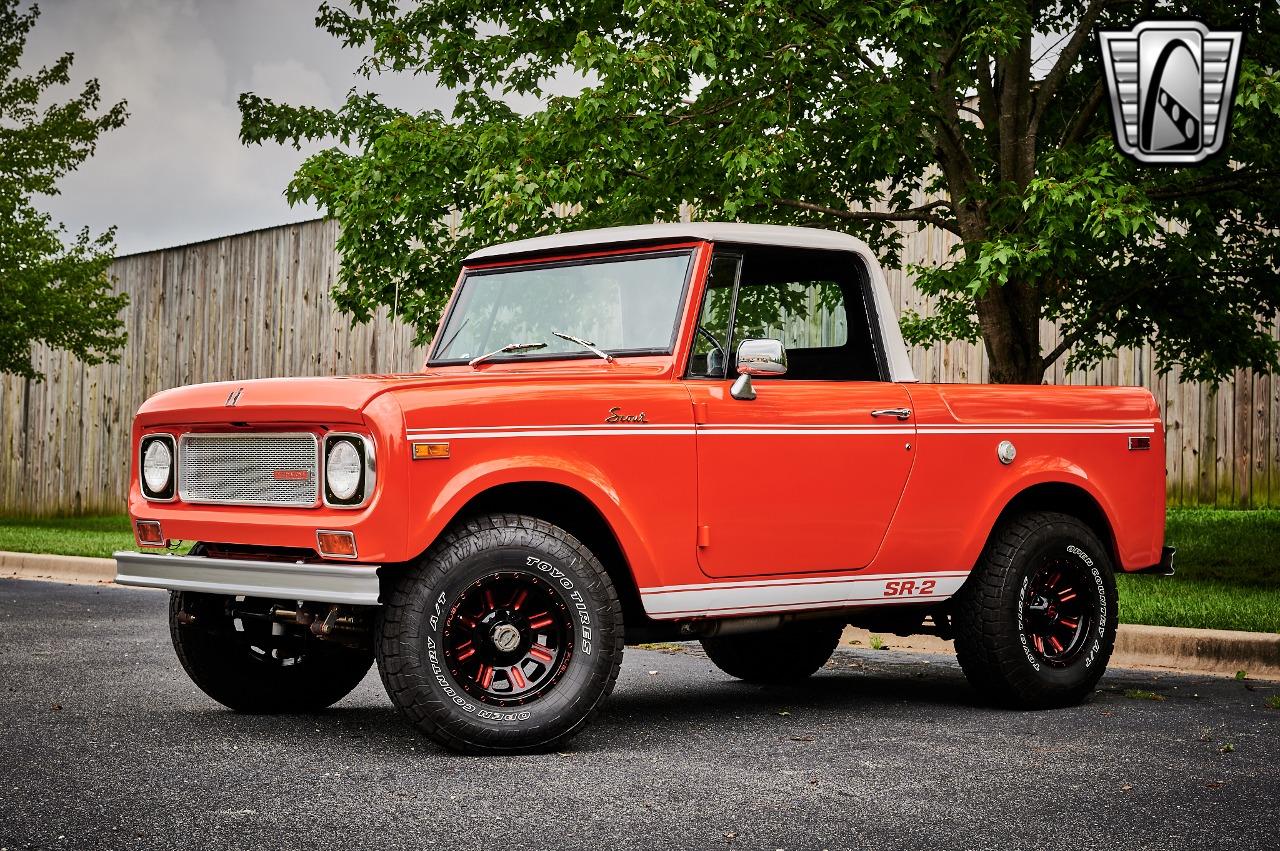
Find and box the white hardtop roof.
[465,222,875,261]
[463,222,917,383]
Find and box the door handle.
[870,408,912,420]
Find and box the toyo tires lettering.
[526,555,593,656]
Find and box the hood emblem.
[605,407,646,424]
[225,387,244,407]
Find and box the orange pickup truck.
[115,223,1171,753]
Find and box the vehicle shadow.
[143,651,1157,757]
[620,665,979,713]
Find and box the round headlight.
[326,439,362,501]
[142,439,172,494]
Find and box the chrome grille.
[179,433,319,507]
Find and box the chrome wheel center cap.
[490,623,522,653]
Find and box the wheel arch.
[396,478,649,633]
[983,480,1120,568]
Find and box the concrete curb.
[1114,624,1280,679]
[843,624,1280,681]
[4,551,1277,680]
[0,551,116,585]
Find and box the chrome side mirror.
[735,339,787,377]
[730,339,786,401]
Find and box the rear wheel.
[701,620,844,683]
[376,513,624,753]
[953,511,1118,708]
[169,591,373,713]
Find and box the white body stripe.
[398,420,1155,619]
[406,423,1155,439]
[409,428,693,439]
[638,571,970,619]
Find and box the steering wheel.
[696,325,727,377]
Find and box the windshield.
[431,251,692,363]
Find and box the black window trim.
[684,251,743,380]
[682,245,887,383]
[427,248,696,367]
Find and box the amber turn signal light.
[316,530,358,559]
[412,442,450,460]
[135,520,165,547]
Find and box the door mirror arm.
[730,373,756,401]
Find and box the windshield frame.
[427,247,697,367]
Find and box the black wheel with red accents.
[376,513,624,753]
[442,571,573,705]
[1020,558,1097,668]
[953,511,1118,708]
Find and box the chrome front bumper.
[113,551,381,605]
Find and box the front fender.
[405,454,661,586]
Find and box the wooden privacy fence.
[1,217,1276,515]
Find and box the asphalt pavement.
[1,579,1277,851]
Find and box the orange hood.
[134,375,434,426]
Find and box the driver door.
[683,249,916,579]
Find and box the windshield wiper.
[469,341,547,368]
[553,331,615,363]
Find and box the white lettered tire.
[953,511,1118,708]
[376,513,624,753]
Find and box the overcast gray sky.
[24,2,1068,258]
[25,0,460,256]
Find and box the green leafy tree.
[241,0,1280,383]
[0,1,128,381]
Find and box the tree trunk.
[976,280,1045,384]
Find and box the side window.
[732,280,848,351]
[688,253,741,378]
[688,245,880,381]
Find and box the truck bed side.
[871,383,1166,573]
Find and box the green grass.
[0,514,140,559]
[1,507,1277,633]
[1119,508,1280,634]
[1123,688,1167,701]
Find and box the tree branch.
[1041,271,1174,371]
[1146,171,1280,201]
[976,54,999,160]
[776,198,957,233]
[847,41,890,84]
[1062,78,1106,147]
[1041,326,1087,373]
[996,32,1034,187]
[1030,0,1107,134]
